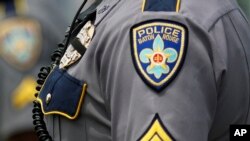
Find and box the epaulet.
[142,0,181,12]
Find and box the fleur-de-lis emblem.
[139,35,178,79]
[131,20,187,91]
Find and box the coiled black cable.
[32,1,88,140]
[32,66,52,141]
[33,101,51,141]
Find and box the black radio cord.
[32,1,88,140]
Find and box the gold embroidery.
[139,114,173,141]
[37,83,87,120]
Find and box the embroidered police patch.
[131,20,188,91]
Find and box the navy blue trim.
[130,19,188,92]
[137,113,175,141]
[144,0,178,12]
[38,67,85,118]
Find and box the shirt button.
[46,93,52,105]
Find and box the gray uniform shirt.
[40,0,250,140]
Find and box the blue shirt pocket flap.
[37,67,87,120]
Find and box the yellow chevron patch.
[138,114,174,141]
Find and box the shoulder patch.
[138,114,174,141]
[130,20,188,91]
[0,17,42,71]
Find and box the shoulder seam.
[206,0,238,31]
[208,8,238,32]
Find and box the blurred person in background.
[238,0,250,19]
[0,0,83,140]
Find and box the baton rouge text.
[137,26,181,44]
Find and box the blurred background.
[0,0,84,140]
[0,0,249,141]
[238,0,250,19]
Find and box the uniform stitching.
[59,116,61,141]
[228,10,250,123]
[208,8,237,32]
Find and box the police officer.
[0,0,82,140]
[35,0,250,140]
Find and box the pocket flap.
[37,67,87,120]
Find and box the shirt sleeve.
[207,9,250,141]
[98,12,219,141]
